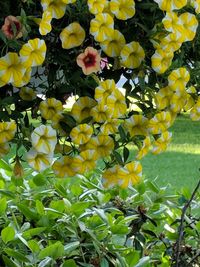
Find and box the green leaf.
[2,255,18,267]
[36,200,45,215]
[63,259,77,267]
[123,147,129,163]
[135,256,150,267]
[118,125,127,142]
[0,159,12,172]
[100,258,109,267]
[64,241,80,255]
[22,227,46,239]
[39,241,64,260]
[4,248,30,262]
[113,151,123,165]
[110,225,129,235]
[0,198,7,215]
[1,226,15,244]
[125,251,140,267]
[33,174,47,186]
[17,204,38,220]
[28,240,40,252]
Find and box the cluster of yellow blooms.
[0,0,200,188]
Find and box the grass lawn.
[141,114,200,191]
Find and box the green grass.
[141,114,200,191]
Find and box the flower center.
[83,54,95,67]
[8,21,20,35]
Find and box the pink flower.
[1,16,23,39]
[76,47,101,75]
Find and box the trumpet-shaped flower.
[148,111,172,134]
[88,0,107,14]
[70,124,93,145]
[0,52,26,84]
[151,49,174,74]
[190,98,200,121]
[184,93,195,112]
[71,96,97,123]
[100,29,126,57]
[178,12,198,42]
[120,41,145,69]
[100,119,119,135]
[31,125,57,154]
[102,165,121,188]
[90,13,114,42]
[60,22,85,49]
[27,148,53,172]
[52,156,76,177]
[76,47,101,75]
[170,91,187,113]
[168,67,190,92]
[90,103,112,123]
[110,0,135,20]
[152,131,172,154]
[118,161,142,188]
[154,0,187,11]
[72,150,98,174]
[19,87,37,101]
[20,38,47,67]
[190,0,200,14]
[124,114,148,137]
[61,0,76,3]
[136,136,151,160]
[0,121,17,144]
[106,89,127,118]
[154,86,173,110]
[12,67,32,88]
[159,33,183,52]
[39,98,63,120]
[162,12,183,35]
[95,79,117,103]
[1,15,23,39]
[39,11,52,35]
[41,0,67,19]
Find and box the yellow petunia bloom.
[19,38,47,67]
[90,13,114,42]
[19,87,37,101]
[162,12,183,35]
[39,98,63,120]
[31,125,57,154]
[106,89,127,118]
[61,0,76,3]
[184,93,195,112]
[88,0,107,15]
[0,52,26,84]
[120,41,145,69]
[154,0,187,11]
[100,29,126,57]
[102,165,121,188]
[41,0,67,19]
[118,161,142,188]
[178,12,198,42]
[124,114,148,137]
[52,156,76,177]
[95,79,117,103]
[0,121,17,144]
[190,0,200,14]
[71,96,97,123]
[154,86,173,110]
[110,0,135,20]
[26,148,53,172]
[170,91,187,113]
[72,150,98,174]
[190,97,200,121]
[148,111,172,134]
[12,67,32,88]
[159,33,183,52]
[70,124,93,145]
[100,119,119,135]
[60,22,85,49]
[151,49,174,74]
[39,11,52,35]
[168,67,190,92]
[84,135,114,158]
[90,103,112,123]
[152,131,172,154]
[136,136,151,160]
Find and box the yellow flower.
[110,0,135,20]
[26,149,53,172]
[102,165,121,188]
[60,22,85,49]
[19,38,47,67]
[148,111,172,134]
[170,91,187,113]
[190,0,200,14]
[100,29,126,57]
[124,114,148,137]
[52,156,76,177]
[159,33,183,52]
[106,89,127,118]
[95,79,117,103]
[19,87,37,101]
[136,136,151,160]
[154,86,173,110]
[184,93,195,112]
[61,0,76,3]
[90,13,114,42]
[90,103,111,123]
[168,67,190,92]
[0,121,17,144]
[39,11,52,35]
[70,124,93,145]
[12,67,32,88]
[41,0,67,19]
[31,125,57,154]
[88,0,107,14]
[162,12,183,35]
[0,52,26,84]
[178,12,198,42]
[154,0,187,11]
[71,96,97,123]
[72,150,98,174]
[118,161,142,188]
[84,135,114,158]
[100,119,119,135]
[39,98,63,120]
[0,143,10,157]
[190,97,200,121]
[151,49,174,74]
[120,41,145,69]
[152,131,172,154]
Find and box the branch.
[175,179,200,267]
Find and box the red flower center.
[83,53,96,67]
[8,21,21,35]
